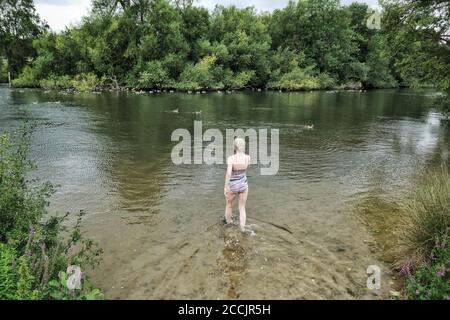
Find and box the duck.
[171,108,179,114]
[304,124,314,130]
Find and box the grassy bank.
[357,167,450,300]
[0,127,103,300]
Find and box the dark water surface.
[1,86,448,299]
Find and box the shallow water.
[0,86,448,299]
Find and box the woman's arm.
[224,156,233,196]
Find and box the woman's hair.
[234,138,246,153]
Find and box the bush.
[268,66,321,90]
[0,130,53,242]
[318,73,337,89]
[11,66,40,88]
[136,61,171,90]
[177,55,217,90]
[71,73,101,92]
[39,75,73,90]
[405,235,450,300]
[0,127,103,300]
[0,243,41,300]
[0,57,8,83]
[225,70,255,90]
[393,167,450,270]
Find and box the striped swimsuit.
[229,169,248,194]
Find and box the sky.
[34,0,380,32]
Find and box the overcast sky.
[34,0,380,32]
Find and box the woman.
[224,138,250,232]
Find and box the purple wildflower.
[436,267,446,278]
[400,260,412,276]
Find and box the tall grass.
[393,166,450,270]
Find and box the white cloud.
[35,0,92,32]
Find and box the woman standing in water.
[224,138,250,232]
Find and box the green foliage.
[0,129,53,241]
[177,55,218,90]
[225,70,255,90]
[0,57,8,83]
[405,235,450,300]
[0,243,40,299]
[9,0,445,94]
[0,0,45,77]
[0,127,103,300]
[136,61,171,89]
[39,75,73,90]
[268,66,321,90]
[394,166,450,270]
[71,73,101,92]
[382,0,450,91]
[365,34,398,88]
[11,66,40,88]
[46,271,103,300]
[270,0,359,81]
[318,73,337,89]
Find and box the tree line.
[0,0,448,95]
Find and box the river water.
[0,86,448,299]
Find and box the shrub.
[405,235,450,300]
[225,70,255,90]
[0,130,53,242]
[71,73,101,92]
[136,61,171,89]
[0,57,8,83]
[11,66,40,88]
[268,66,321,90]
[318,73,337,89]
[0,127,103,300]
[393,166,450,270]
[177,55,217,90]
[0,243,41,300]
[39,75,73,90]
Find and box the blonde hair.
[234,138,246,153]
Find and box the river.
[0,86,448,299]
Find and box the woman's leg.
[225,192,235,224]
[238,190,248,231]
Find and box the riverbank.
[355,167,450,300]
[9,71,403,93]
[6,79,406,94]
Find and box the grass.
[355,165,450,300]
[393,166,450,270]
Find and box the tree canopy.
[1,0,448,96]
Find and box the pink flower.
[400,260,412,276]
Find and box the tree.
[269,0,360,82]
[0,0,45,77]
[382,0,450,91]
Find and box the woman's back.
[230,153,250,172]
